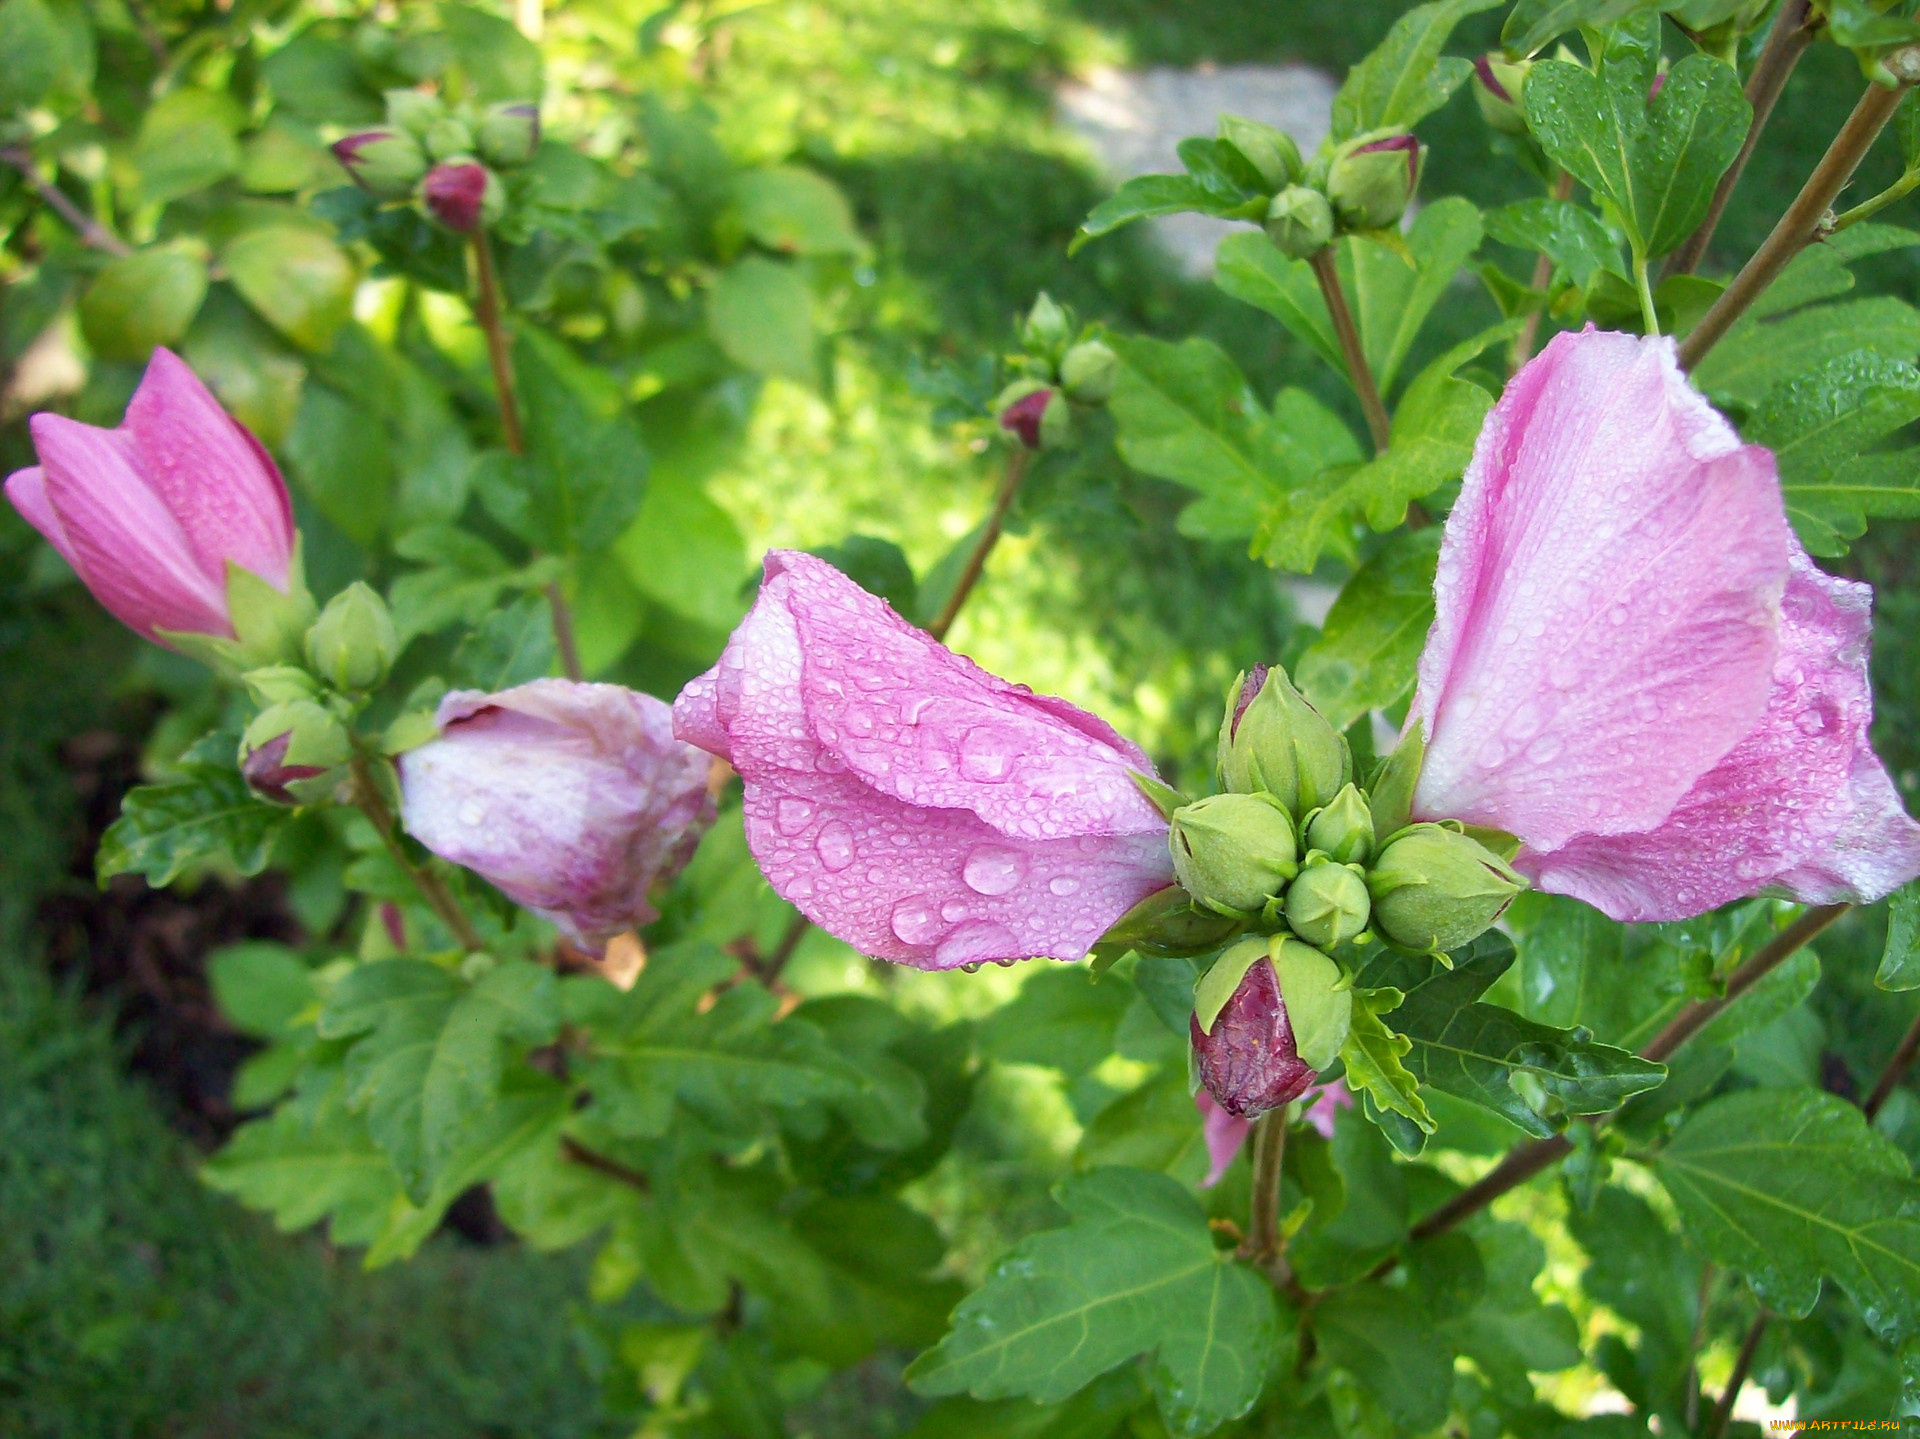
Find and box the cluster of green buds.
[1203,112,1420,262]
[331,89,540,233]
[1174,666,1524,1116]
[236,583,400,808]
[990,294,1119,450]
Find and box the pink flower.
[1194,1092,1250,1188]
[1412,328,1920,921]
[4,349,296,646]
[673,550,1176,969]
[1189,953,1317,1118]
[1303,1080,1352,1140]
[400,680,716,947]
[421,161,500,232]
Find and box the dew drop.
[1796,709,1827,736]
[815,821,855,872]
[844,708,875,737]
[958,727,1020,783]
[891,896,943,945]
[1526,733,1564,764]
[459,800,486,827]
[941,900,971,922]
[963,845,1028,896]
[1048,875,1082,897]
[936,919,1022,968]
[1608,605,1629,626]
[775,797,815,836]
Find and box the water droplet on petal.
[844,708,875,737]
[963,845,1027,895]
[1526,733,1564,764]
[815,821,855,872]
[1048,876,1082,897]
[891,896,943,945]
[459,801,486,826]
[776,797,815,836]
[1796,710,1827,736]
[958,727,1020,783]
[936,919,1022,968]
[941,900,970,922]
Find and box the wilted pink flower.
[1194,1091,1250,1188]
[673,550,1176,969]
[400,680,716,947]
[1412,328,1920,921]
[4,349,296,646]
[421,161,500,232]
[1189,954,1317,1118]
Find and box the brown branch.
[1665,0,1814,278]
[1679,61,1917,372]
[1,148,132,257]
[1512,170,1576,376]
[1708,1310,1770,1439]
[561,1135,651,1192]
[1865,1003,1920,1120]
[1310,248,1391,454]
[927,445,1030,642]
[350,754,488,954]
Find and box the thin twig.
[1,148,132,257]
[1865,1003,1920,1119]
[1310,248,1391,454]
[1511,171,1575,375]
[1666,0,1814,278]
[1679,62,1916,372]
[561,1135,651,1191]
[1830,168,1920,234]
[1708,1310,1770,1439]
[927,445,1030,642]
[350,754,488,954]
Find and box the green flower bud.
[1058,339,1118,405]
[423,115,477,163]
[1472,55,1532,136]
[1217,113,1302,191]
[1283,856,1371,950]
[1021,292,1073,357]
[330,128,429,200]
[242,664,323,707]
[1366,822,1525,954]
[476,102,540,168]
[384,89,443,139]
[1264,185,1334,259]
[1326,134,1421,233]
[306,582,398,692]
[239,700,353,807]
[1305,782,1374,864]
[1217,665,1350,816]
[1170,792,1299,917]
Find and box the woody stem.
[1310,248,1392,455]
[349,754,487,954]
[927,446,1031,642]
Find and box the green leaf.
[388,524,519,647]
[0,0,66,113]
[318,957,561,1197]
[612,464,750,631]
[1442,1221,1583,1400]
[1341,987,1437,1142]
[220,225,355,353]
[131,87,244,206]
[707,255,816,382]
[449,592,557,690]
[906,1168,1277,1436]
[1330,0,1506,139]
[1074,174,1236,251]
[287,380,394,548]
[1879,882,1920,990]
[1214,232,1342,373]
[97,740,288,887]
[1363,936,1667,1137]
[182,292,308,446]
[568,942,868,1140]
[78,244,209,363]
[1315,1284,1454,1430]
[202,1076,407,1248]
[1745,350,1920,556]
[1107,332,1361,544]
[979,967,1135,1078]
[1657,1087,1920,1339]
[440,0,543,101]
[732,165,864,256]
[207,941,315,1039]
[1501,0,1662,55]
[1076,1066,1211,1185]
[1296,527,1441,730]
[1694,296,1920,408]
[260,30,382,124]
[1525,51,1750,259]
[1484,198,1622,288]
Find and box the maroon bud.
[379,901,408,951]
[331,128,428,200]
[1231,663,1269,739]
[1190,955,1317,1119]
[420,161,503,233]
[1473,54,1511,103]
[241,731,332,806]
[999,386,1061,449]
[1648,70,1668,100]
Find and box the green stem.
[1310,248,1392,455]
[1678,62,1917,373]
[350,754,487,954]
[1245,1109,1287,1264]
[1633,249,1660,337]
[1831,168,1920,234]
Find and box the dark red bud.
[999,386,1056,449]
[422,162,493,233]
[1648,71,1667,100]
[380,901,408,951]
[1473,54,1511,103]
[241,732,330,806]
[1355,133,1420,189]
[1190,957,1317,1119]
[1231,663,1270,740]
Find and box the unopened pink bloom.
[5,349,295,645]
[421,161,497,232]
[673,550,1175,968]
[1412,328,1920,921]
[400,680,716,947]
[1194,1092,1250,1188]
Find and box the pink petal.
[742,765,1173,968]
[5,466,79,569]
[674,551,1176,965]
[1413,330,1790,850]
[1303,1080,1353,1140]
[767,550,1163,841]
[401,681,714,945]
[1195,1091,1251,1188]
[27,413,233,639]
[124,349,294,592]
[1521,545,1920,919]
